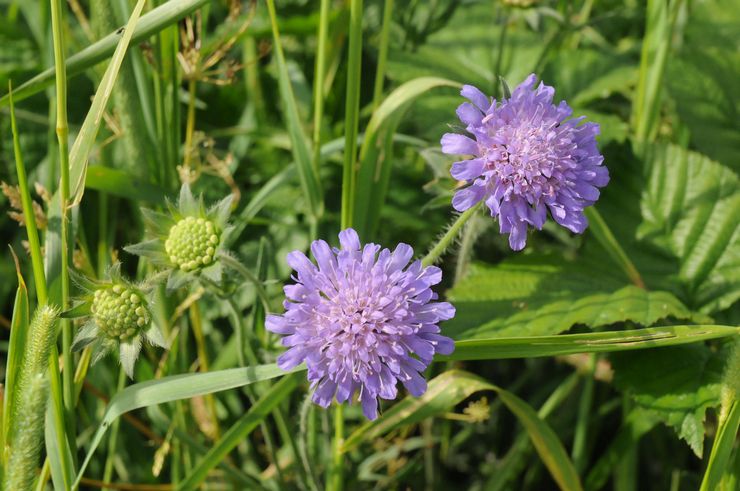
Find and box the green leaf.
[177,372,303,491]
[68,0,145,205]
[343,370,582,491]
[353,77,459,238]
[85,166,166,204]
[701,398,740,491]
[637,143,740,313]
[446,325,740,361]
[265,0,323,221]
[0,0,210,106]
[1,262,29,458]
[611,343,729,457]
[446,256,696,341]
[73,364,303,489]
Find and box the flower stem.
[312,0,330,172]
[329,404,345,491]
[422,202,482,268]
[371,0,394,111]
[341,0,363,230]
[583,207,645,288]
[49,0,77,471]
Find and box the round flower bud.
[92,284,151,340]
[164,216,220,271]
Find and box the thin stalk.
[49,0,76,469]
[340,0,363,230]
[102,369,126,490]
[329,404,345,491]
[182,77,197,171]
[371,0,393,111]
[571,354,596,473]
[189,302,222,440]
[312,0,330,171]
[583,207,644,288]
[422,202,482,267]
[8,84,47,301]
[218,253,271,312]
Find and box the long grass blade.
[68,0,146,205]
[265,0,324,222]
[0,0,209,106]
[177,372,303,491]
[353,77,459,238]
[446,325,740,361]
[73,364,303,489]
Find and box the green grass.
[0,0,738,490]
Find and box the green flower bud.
[164,216,221,271]
[92,284,151,341]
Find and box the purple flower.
[441,74,609,250]
[267,229,455,420]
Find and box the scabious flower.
[125,184,234,292]
[441,74,609,250]
[68,263,167,378]
[266,229,455,420]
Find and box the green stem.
[8,84,47,302]
[371,0,393,111]
[340,0,363,230]
[312,0,330,172]
[571,354,596,472]
[422,202,482,267]
[49,0,77,470]
[583,207,645,288]
[101,369,126,490]
[218,253,271,313]
[330,404,345,491]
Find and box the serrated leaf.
[638,143,740,313]
[611,343,729,457]
[446,256,696,340]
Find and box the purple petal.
[441,133,478,155]
[460,84,490,111]
[450,158,486,181]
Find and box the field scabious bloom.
[267,229,455,420]
[441,74,609,250]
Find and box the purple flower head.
[441,74,609,250]
[267,229,455,420]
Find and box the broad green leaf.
[611,343,729,457]
[84,166,166,204]
[0,0,210,106]
[353,77,459,238]
[446,325,740,361]
[665,2,740,173]
[73,364,302,489]
[68,0,145,205]
[343,370,582,491]
[638,143,740,313]
[265,0,323,221]
[446,256,696,341]
[177,372,302,491]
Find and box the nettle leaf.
[446,255,695,341]
[638,144,740,313]
[610,343,729,457]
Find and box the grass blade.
[1,257,30,461]
[177,372,303,491]
[583,207,644,288]
[446,325,740,361]
[343,370,582,491]
[73,364,302,489]
[0,0,210,106]
[340,0,363,230]
[68,0,146,205]
[353,77,459,238]
[265,0,324,222]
